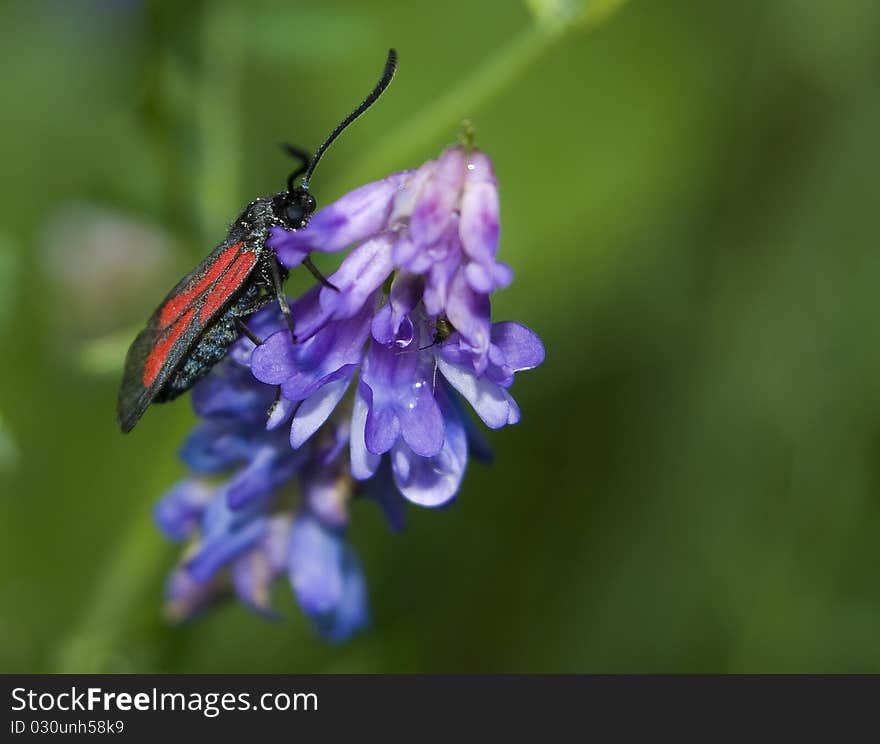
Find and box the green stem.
[342,0,628,188]
[343,25,562,188]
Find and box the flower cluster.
[156,361,378,641]
[157,145,544,641]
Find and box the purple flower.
[253,145,544,508]
[155,144,544,642]
[158,359,382,641]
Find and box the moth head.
[278,188,317,229]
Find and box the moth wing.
[117,240,261,432]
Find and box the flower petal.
[312,545,370,643]
[491,321,546,371]
[250,331,297,386]
[363,459,407,532]
[370,303,396,346]
[290,370,355,449]
[390,272,423,322]
[224,443,301,509]
[288,514,344,616]
[269,174,407,264]
[445,267,491,367]
[231,515,290,615]
[165,565,220,622]
[422,231,461,316]
[267,226,309,270]
[180,421,250,473]
[436,357,515,429]
[389,160,433,228]
[391,391,467,507]
[191,364,274,422]
[266,396,297,431]
[154,478,215,541]
[253,302,371,401]
[232,551,278,617]
[350,382,380,479]
[464,260,513,293]
[364,393,401,454]
[410,147,465,249]
[459,163,499,265]
[360,341,444,456]
[320,236,394,320]
[302,468,350,529]
[398,378,445,457]
[186,516,268,583]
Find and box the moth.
[117,49,397,433]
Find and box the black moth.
[117,49,398,434]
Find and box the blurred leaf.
[248,7,377,64]
[525,0,628,32]
[0,413,18,477]
[0,233,20,339]
[78,327,137,376]
[577,0,629,30]
[5,0,880,674]
[525,0,587,30]
[40,204,180,339]
[769,0,880,90]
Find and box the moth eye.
[284,203,305,224]
[303,194,317,212]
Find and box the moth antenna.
[282,143,311,194]
[300,48,398,189]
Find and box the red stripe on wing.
[143,307,197,387]
[158,243,243,329]
[199,251,258,321]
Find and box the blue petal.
[288,514,344,616]
[490,321,546,372]
[223,443,302,510]
[269,173,407,261]
[290,369,355,449]
[350,382,381,479]
[364,458,407,532]
[287,513,370,642]
[253,303,371,401]
[165,565,219,622]
[186,516,268,584]
[191,364,275,422]
[445,266,491,370]
[436,357,519,429]
[313,546,370,643]
[301,466,350,529]
[360,341,444,457]
[154,478,214,541]
[319,236,394,321]
[180,422,249,473]
[410,147,465,248]
[390,389,467,507]
[232,516,290,616]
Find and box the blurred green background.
[2,0,880,673]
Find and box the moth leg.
[302,255,339,291]
[234,317,263,346]
[268,257,297,342]
[266,384,282,420]
[235,292,273,316]
[230,289,274,345]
